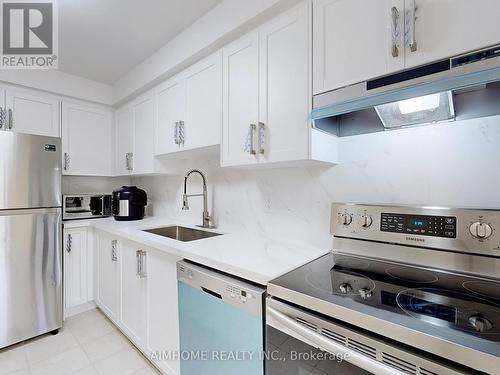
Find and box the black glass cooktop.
[269,253,500,358]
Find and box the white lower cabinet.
[96,232,121,321]
[94,230,181,375]
[147,251,182,375]
[120,241,148,349]
[63,226,94,317]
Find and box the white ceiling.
[58,0,222,84]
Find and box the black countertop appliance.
[112,186,147,221]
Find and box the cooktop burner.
[386,266,439,284]
[462,280,500,301]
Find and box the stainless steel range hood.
[312,45,500,136]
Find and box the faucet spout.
[182,170,213,228]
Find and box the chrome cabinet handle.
[125,153,133,171]
[63,153,70,171]
[267,306,407,375]
[136,250,147,278]
[8,108,13,129]
[66,234,72,253]
[179,120,185,146]
[244,124,257,155]
[111,240,118,262]
[258,122,265,154]
[0,107,5,129]
[174,121,179,145]
[406,0,418,52]
[391,6,400,57]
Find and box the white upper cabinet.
[3,87,60,137]
[155,77,185,155]
[313,0,405,94]
[259,2,312,164]
[313,0,500,95]
[405,0,500,68]
[62,102,113,176]
[115,105,134,175]
[223,1,337,167]
[222,32,259,166]
[182,52,221,151]
[154,52,222,157]
[115,92,155,175]
[132,93,155,174]
[222,32,260,167]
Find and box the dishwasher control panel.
[177,260,265,318]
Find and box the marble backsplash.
[62,176,131,195]
[132,115,500,249]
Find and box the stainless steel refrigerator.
[0,132,62,349]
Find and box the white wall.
[112,0,300,104]
[132,116,500,249]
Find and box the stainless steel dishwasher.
[177,260,266,375]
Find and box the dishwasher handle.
[267,306,408,375]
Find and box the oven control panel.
[380,213,457,238]
[331,204,500,258]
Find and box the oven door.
[266,298,466,375]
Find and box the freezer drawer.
[0,208,63,349]
[0,132,61,210]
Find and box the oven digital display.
[381,213,457,238]
[407,217,428,229]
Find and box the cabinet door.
[222,32,260,167]
[147,251,182,375]
[5,88,60,137]
[63,228,88,310]
[96,233,120,321]
[259,2,311,164]
[313,0,405,94]
[120,242,148,348]
[115,105,133,175]
[132,94,155,174]
[62,102,113,176]
[405,0,500,68]
[183,52,222,151]
[154,77,185,155]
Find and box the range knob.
[359,214,373,228]
[358,288,373,300]
[469,315,493,333]
[469,222,493,240]
[339,283,353,294]
[340,213,353,226]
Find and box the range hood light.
[374,91,455,129]
[397,93,441,114]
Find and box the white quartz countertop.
[64,217,329,285]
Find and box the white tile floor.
[0,309,160,375]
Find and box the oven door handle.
[267,306,407,375]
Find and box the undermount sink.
[143,226,222,242]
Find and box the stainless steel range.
[266,204,500,375]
